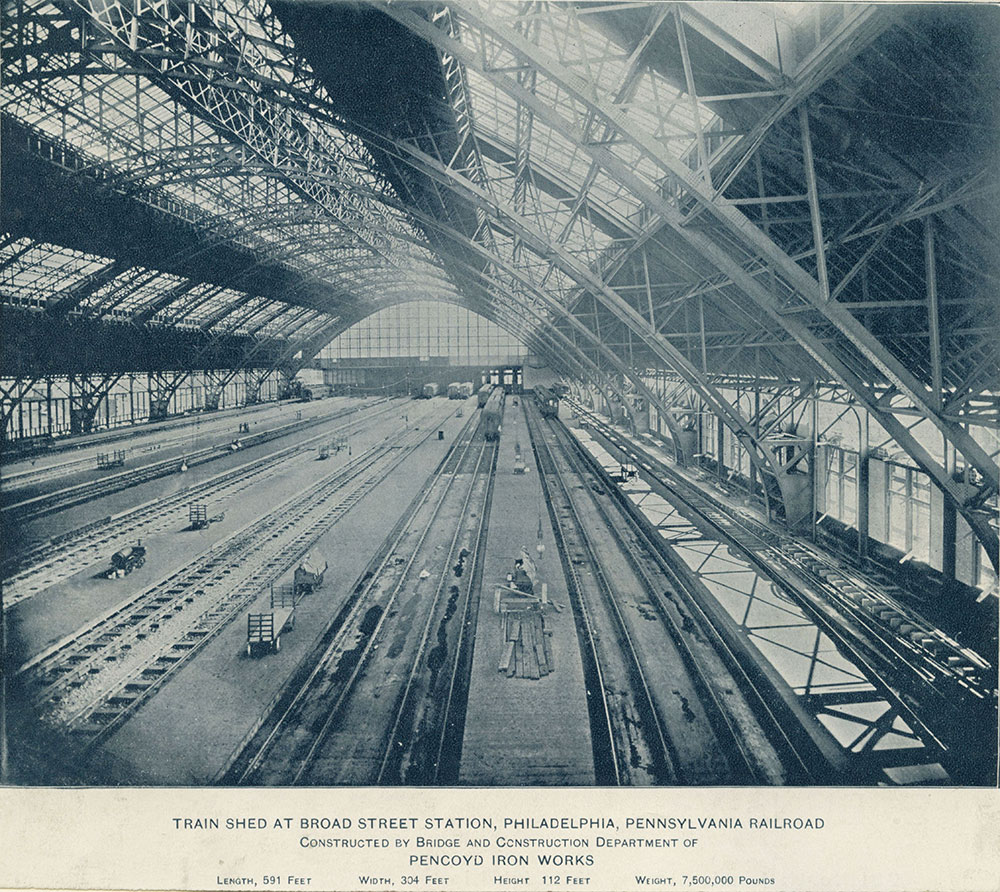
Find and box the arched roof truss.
[2,0,996,567]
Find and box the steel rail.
[374,434,497,784]
[231,412,485,784]
[429,432,498,784]
[572,404,993,782]
[545,412,768,783]
[289,415,487,786]
[2,400,401,609]
[525,403,675,785]
[552,413,827,784]
[1,399,391,525]
[15,405,453,753]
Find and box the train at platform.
[421,382,439,398]
[477,383,493,407]
[448,381,474,399]
[482,387,504,441]
[534,386,560,418]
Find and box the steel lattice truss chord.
[1,0,997,567]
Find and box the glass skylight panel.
[243,300,294,334]
[177,287,244,327]
[3,19,432,304]
[257,305,306,339]
[111,272,188,315]
[258,306,310,340]
[217,296,273,334]
[291,310,334,342]
[0,241,110,304]
[79,268,155,312]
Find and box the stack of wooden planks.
[498,602,553,679]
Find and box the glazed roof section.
[0,0,454,343]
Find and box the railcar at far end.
[482,388,505,441]
[534,386,560,418]
[477,383,493,408]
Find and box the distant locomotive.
[482,387,505,441]
[421,382,439,398]
[534,386,560,418]
[477,383,494,408]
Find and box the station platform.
[458,398,595,785]
[1,398,290,470]
[33,399,468,784]
[2,398,397,557]
[564,413,953,785]
[1,396,355,505]
[4,399,420,668]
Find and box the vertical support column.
[810,380,819,542]
[925,217,943,410]
[203,370,226,411]
[941,440,957,586]
[148,371,189,420]
[674,7,713,187]
[858,409,871,560]
[698,296,708,373]
[46,378,53,438]
[68,374,119,435]
[716,411,725,480]
[642,247,656,333]
[750,383,760,498]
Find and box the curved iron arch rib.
[380,0,998,569]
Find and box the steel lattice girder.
[342,99,836,526]
[6,1,995,562]
[3,0,846,530]
[324,167,764,479]
[306,227,672,423]
[445,1,996,470]
[53,0,412,262]
[3,1,583,370]
[311,240,673,432]
[379,0,998,568]
[3,0,449,315]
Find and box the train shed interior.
[1,1,997,791]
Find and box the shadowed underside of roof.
[1,0,997,562]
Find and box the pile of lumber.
[498,600,553,679]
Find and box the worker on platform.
[510,549,537,595]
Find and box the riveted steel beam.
[350,108,807,526]
[382,1,997,565]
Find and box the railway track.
[1,399,291,472]
[2,399,406,610]
[569,403,996,783]
[1,399,391,525]
[14,417,445,751]
[2,406,282,491]
[228,411,497,786]
[526,404,809,785]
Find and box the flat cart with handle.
[97,449,126,469]
[188,503,208,530]
[246,584,297,656]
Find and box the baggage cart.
[294,554,328,595]
[188,503,208,530]
[97,449,126,469]
[246,584,297,656]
